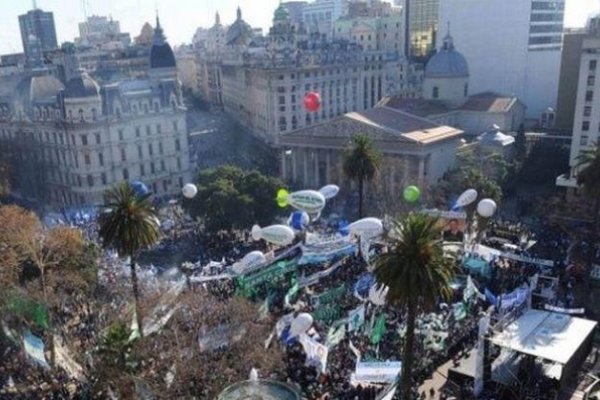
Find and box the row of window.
[528,36,562,45]
[530,12,564,22]
[531,1,565,10]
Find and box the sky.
[0,0,597,54]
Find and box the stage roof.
[490,309,597,365]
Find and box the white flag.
[348,304,366,332]
[299,334,328,373]
[349,340,361,361]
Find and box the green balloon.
[403,185,420,203]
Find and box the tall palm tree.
[374,213,456,400]
[98,182,160,337]
[343,134,381,219]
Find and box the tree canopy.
[184,165,285,232]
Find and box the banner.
[352,361,402,383]
[284,281,300,308]
[423,209,467,243]
[464,276,485,303]
[348,305,366,332]
[499,285,529,312]
[23,333,49,369]
[299,236,356,265]
[484,288,498,307]
[326,323,346,348]
[371,314,386,345]
[544,304,585,315]
[499,252,554,267]
[349,340,362,361]
[299,334,328,373]
[474,315,490,396]
[311,284,346,307]
[376,383,397,400]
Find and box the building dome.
[274,4,290,22]
[226,7,253,45]
[150,16,176,69]
[425,34,469,79]
[31,74,64,102]
[64,72,100,98]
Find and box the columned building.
[0,18,190,207]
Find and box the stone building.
[213,5,415,145]
[0,17,190,208]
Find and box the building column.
[292,150,297,182]
[314,149,320,187]
[418,156,425,186]
[326,150,331,184]
[281,151,287,180]
[403,156,410,182]
[303,148,309,186]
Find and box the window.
[92,108,97,121]
[156,124,161,134]
[581,136,589,146]
[120,148,127,162]
[101,173,107,185]
[173,121,178,132]
[81,134,88,145]
[123,168,129,180]
[87,175,94,187]
[95,133,101,144]
[178,177,184,188]
[118,130,124,141]
[160,160,165,171]
[135,127,140,138]
[84,154,91,165]
[144,104,149,114]
[137,145,143,159]
[98,152,104,166]
[159,142,163,154]
[146,125,151,136]
[77,175,82,187]
[586,90,594,102]
[584,106,592,117]
[148,143,153,156]
[177,157,181,170]
[590,60,597,71]
[79,109,84,122]
[163,180,168,192]
[154,102,159,112]
[589,76,596,86]
[175,138,181,151]
[278,95,285,105]
[464,84,468,97]
[582,121,590,131]
[150,162,155,174]
[140,164,145,176]
[432,86,439,99]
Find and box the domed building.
[423,33,469,108]
[0,15,190,207]
[379,30,525,138]
[226,7,254,46]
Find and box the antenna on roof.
[32,0,38,9]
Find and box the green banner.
[314,304,343,324]
[311,284,346,307]
[371,314,386,345]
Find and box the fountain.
[217,368,301,400]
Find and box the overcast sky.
[0,0,597,54]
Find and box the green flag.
[371,314,386,345]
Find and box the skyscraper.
[404,0,439,60]
[438,0,565,120]
[19,6,58,54]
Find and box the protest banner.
[23,332,49,368]
[351,361,402,383]
[348,304,366,332]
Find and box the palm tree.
[343,134,381,219]
[374,213,456,400]
[98,182,160,337]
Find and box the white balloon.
[455,189,478,208]
[289,313,313,337]
[251,224,295,246]
[232,250,267,274]
[318,184,340,200]
[348,217,383,239]
[285,190,326,214]
[369,284,389,306]
[477,198,497,218]
[182,183,198,199]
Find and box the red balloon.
[304,92,321,112]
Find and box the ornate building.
[0,17,190,207]
[201,5,416,145]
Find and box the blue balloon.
[338,219,350,236]
[354,273,375,297]
[289,211,309,230]
[130,181,150,198]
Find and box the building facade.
[0,19,190,207]
[301,0,349,38]
[19,8,58,54]
[76,15,131,48]
[557,35,600,188]
[214,5,415,145]
[438,0,565,121]
[404,0,439,60]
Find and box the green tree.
[514,123,526,160]
[343,134,381,219]
[98,182,160,337]
[374,213,456,400]
[184,165,284,232]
